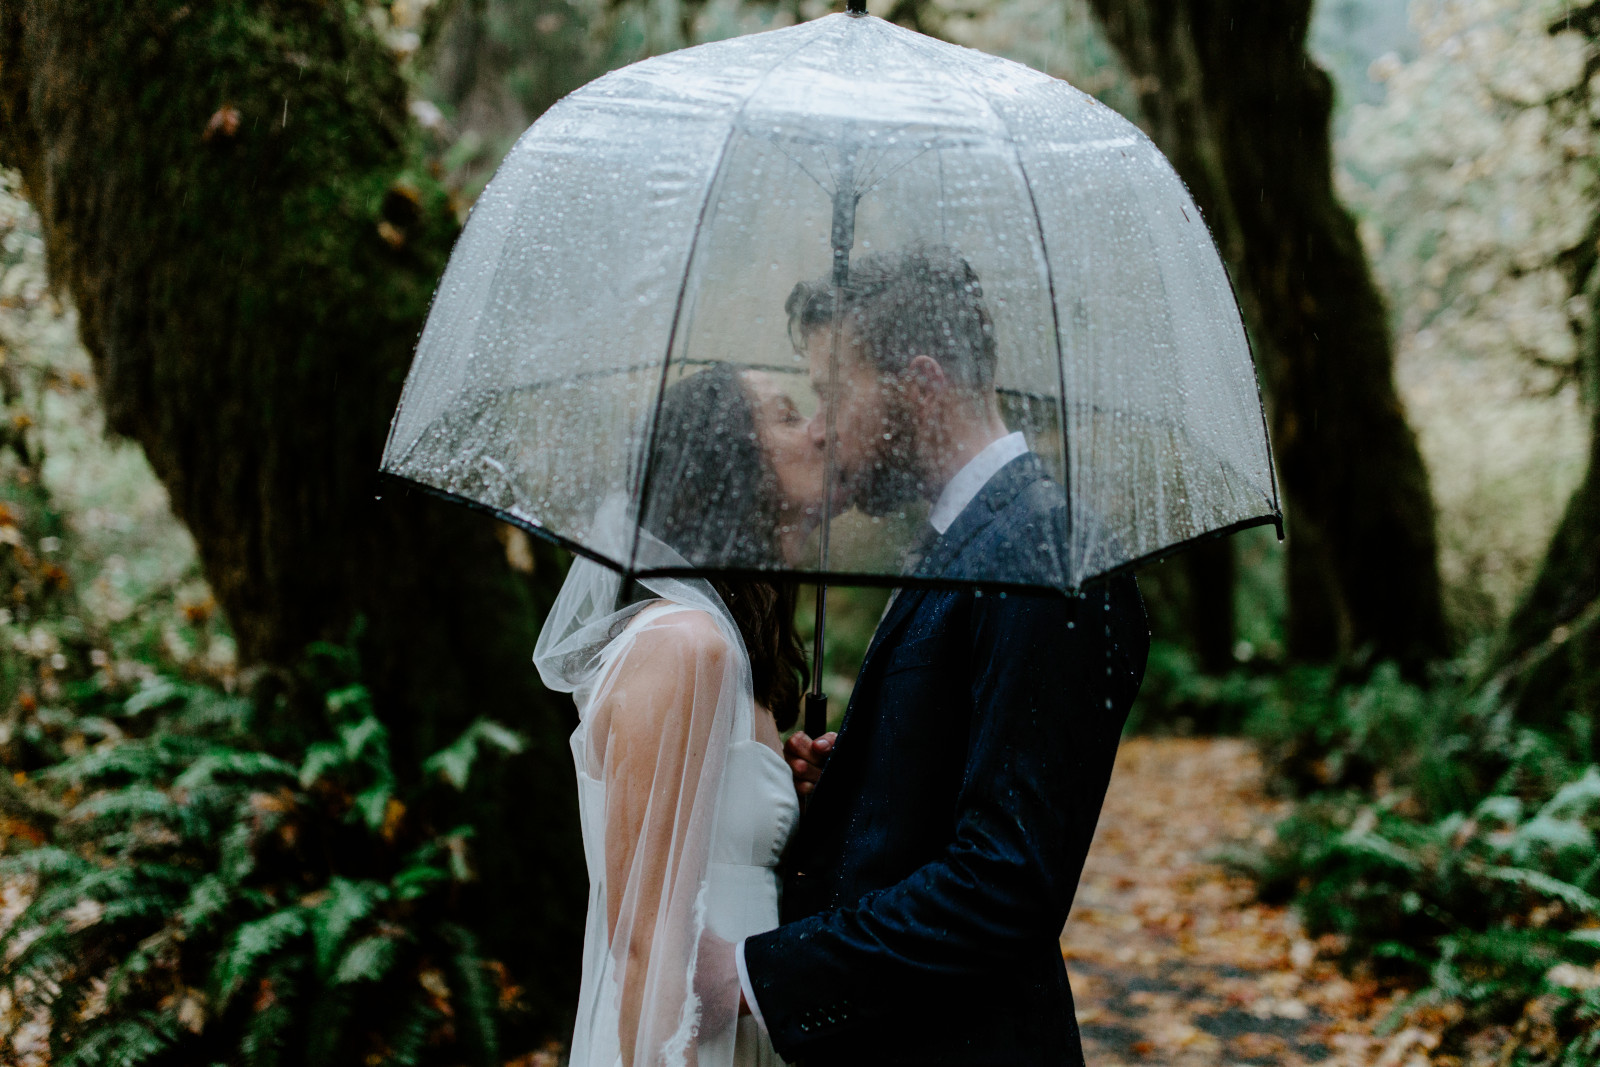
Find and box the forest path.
[1063,737,1413,1066]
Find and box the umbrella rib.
[1212,232,1284,522]
[774,142,836,196]
[900,38,1281,556]
[626,27,843,575]
[913,37,1077,581]
[858,142,935,198]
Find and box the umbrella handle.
[804,691,828,739]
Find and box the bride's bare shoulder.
[597,607,733,750]
[623,604,730,663]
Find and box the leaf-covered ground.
[1064,737,1423,1066]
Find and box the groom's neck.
[922,402,1010,500]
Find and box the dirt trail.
[1063,737,1413,1066]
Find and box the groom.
[735,247,1149,1064]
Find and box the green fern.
[173,749,297,789]
[423,718,527,790]
[55,1010,181,1067]
[308,877,387,973]
[332,933,399,984]
[214,908,309,1008]
[177,873,235,932]
[1,642,532,1067]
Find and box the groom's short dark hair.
[786,245,997,390]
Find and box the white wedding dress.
[535,546,797,1067]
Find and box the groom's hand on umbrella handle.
[786,731,835,796]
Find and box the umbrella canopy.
[381,11,1280,596]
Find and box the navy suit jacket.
[743,453,1149,1065]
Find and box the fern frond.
[1334,827,1422,872]
[57,1009,181,1067]
[391,862,449,902]
[1540,766,1600,820]
[0,845,93,879]
[120,678,188,717]
[100,891,183,926]
[442,922,499,1063]
[298,741,345,788]
[324,684,371,716]
[214,908,308,1008]
[1479,864,1600,914]
[309,877,387,974]
[339,716,387,763]
[331,935,399,985]
[217,818,258,883]
[174,751,297,790]
[423,718,527,791]
[352,779,393,832]
[177,874,234,933]
[45,735,207,786]
[68,785,186,827]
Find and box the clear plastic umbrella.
[381,6,1281,733]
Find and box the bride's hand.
[785,730,836,796]
[691,929,740,1038]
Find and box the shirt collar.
[927,431,1029,534]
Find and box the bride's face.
[740,370,826,563]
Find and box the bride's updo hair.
[636,363,808,730]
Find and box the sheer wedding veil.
[535,495,753,1067]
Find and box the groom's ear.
[906,353,947,395]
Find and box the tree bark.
[1085,0,1450,671]
[0,0,583,1030]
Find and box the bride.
[535,363,825,1066]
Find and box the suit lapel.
[804,452,1052,824]
[857,453,1049,674]
[862,585,925,668]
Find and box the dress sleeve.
[587,607,744,1067]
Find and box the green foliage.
[1239,660,1600,1058]
[0,645,531,1066]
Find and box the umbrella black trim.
[376,469,1283,596]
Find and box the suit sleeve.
[742,577,1145,1060]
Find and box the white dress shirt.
[735,431,1030,1034]
[927,431,1029,534]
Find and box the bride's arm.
[595,610,733,1065]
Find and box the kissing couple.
[534,246,1150,1066]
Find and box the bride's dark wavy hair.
[632,363,808,729]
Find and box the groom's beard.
[847,403,926,518]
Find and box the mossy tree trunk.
[1086,0,1450,671]
[0,0,583,1031]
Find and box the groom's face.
[805,323,923,517]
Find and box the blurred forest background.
[0,0,1597,1064]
